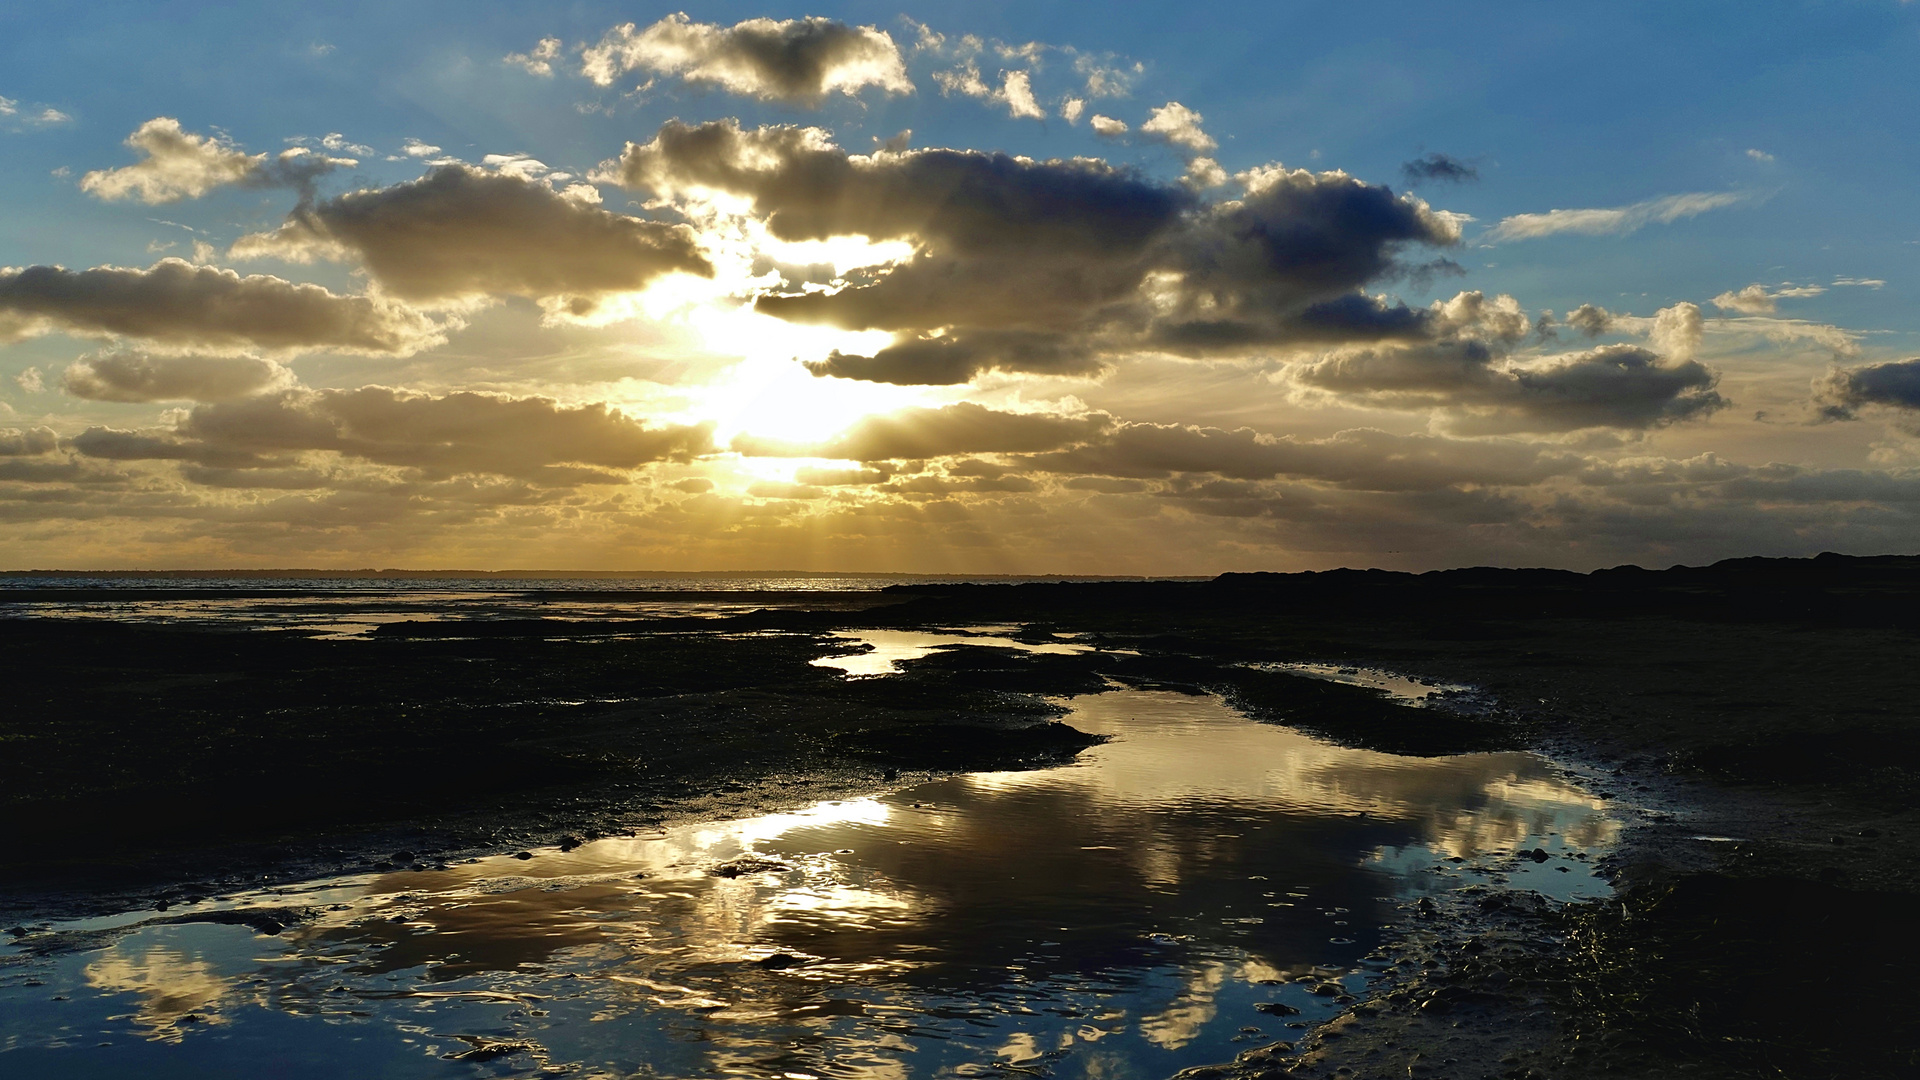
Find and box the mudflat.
[4,554,1917,1078]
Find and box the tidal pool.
[0,684,1617,1079]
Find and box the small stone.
[512,851,533,860]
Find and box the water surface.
[0,679,1615,1079]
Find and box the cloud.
[734,402,1111,460]
[505,36,563,76]
[72,386,717,483]
[1,96,72,131]
[1089,114,1128,137]
[63,350,293,402]
[0,259,444,354]
[401,138,441,158]
[1294,339,1725,433]
[1746,148,1774,163]
[1139,102,1216,154]
[0,427,58,456]
[1061,98,1086,123]
[1712,284,1775,314]
[606,121,1459,382]
[1814,357,1920,419]
[79,118,353,204]
[580,14,911,105]
[1284,297,1724,432]
[805,333,1104,385]
[1401,152,1478,186]
[1073,53,1142,99]
[1833,277,1886,289]
[1484,190,1752,243]
[932,62,1045,119]
[230,164,710,311]
[1564,304,1615,336]
[1026,422,1581,491]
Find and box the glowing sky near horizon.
[2,2,1918,572]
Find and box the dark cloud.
[1400,152,1479,187]
[79,118,354,204]
[1564,304,1616,337]
[0,259,443,354]
[0,426,59,456]
[1023,423,1579,490]
[1814,357,1920,420]
[233,165,710,309]
[804,331,1104,385]
[612,120,1188,260]
[1293,341,1724,432]
[733,402,1111,461]
[69,427,283,469]
[1145,167,1459,350]
[63,351,291,402]
[70,387,715,484]
[581,14,911,104]
[607,121,1459,383]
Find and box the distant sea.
[0,571,1201,636]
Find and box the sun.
[686,305,937,447]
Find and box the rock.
[1530,848,1550,863]
[1255,1002,1302,1016]
[756,952,804,969]
[557,836,582,852]
[709,856,792,878]
[511,851,533,860]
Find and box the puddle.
[1256,662,1477,707]
[0,686,1616,1078]
[811,629,1096,677]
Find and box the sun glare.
[683,306,934,446]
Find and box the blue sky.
[2,4,1918,570]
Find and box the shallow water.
[811,630,1096,677]
[0,681,1616,1079]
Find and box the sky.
[2,2,1918,573]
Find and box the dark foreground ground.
[5,552,1920,1079]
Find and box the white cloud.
[1089,114,1128,137]
[1184,157,1228,189]
[1834,277,1887,289]
[1072,53,1142,99]
[1746,148,1775,163]
[1061,97,1086,123]
[1483,190,1753,243]
[932,62,1044,119]
[1000,70,1045,119]
[81,118,354,204]
[581,14,911,105]
[1712,282,1826,314]
[401,138,441,158]
[1139,101,1216,154]
[1,95,73,131]
[505,36,563,76]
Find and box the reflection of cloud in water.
[1139,963,1226,1049]
[16,685,1620,1080]
[973,690,1614,875]
[85,943,233,1041]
